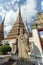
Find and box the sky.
[0,0,43,37]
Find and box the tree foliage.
[0,45,12,55]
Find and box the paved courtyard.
[3,59,33,65]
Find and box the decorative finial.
[2,14,6,25]
[25,21,29,33]
[18,4,22,23]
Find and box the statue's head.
[20,28,24,35]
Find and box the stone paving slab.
[3,59,33,65]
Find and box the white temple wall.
[2,39,16,53]
[29,28,43,65]
[32,29,42,55]
[31,29,43,65]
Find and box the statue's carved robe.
[18,33,29,59]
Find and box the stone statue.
[17,28,29,59]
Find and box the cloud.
[21,0,37,24]
[4,25,12,33]
[41,35,43,38]
[4,10,17,25]
[4,10,18,34]
[0,0,37,37]
[3,2,12,11]
[41,1,43,10]
[0,4,5,19]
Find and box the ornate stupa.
[5,7,30,40]
[0,17,4,42]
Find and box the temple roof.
[31,12,43,29]
[5,7,29,39]
[32,12,43,25]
